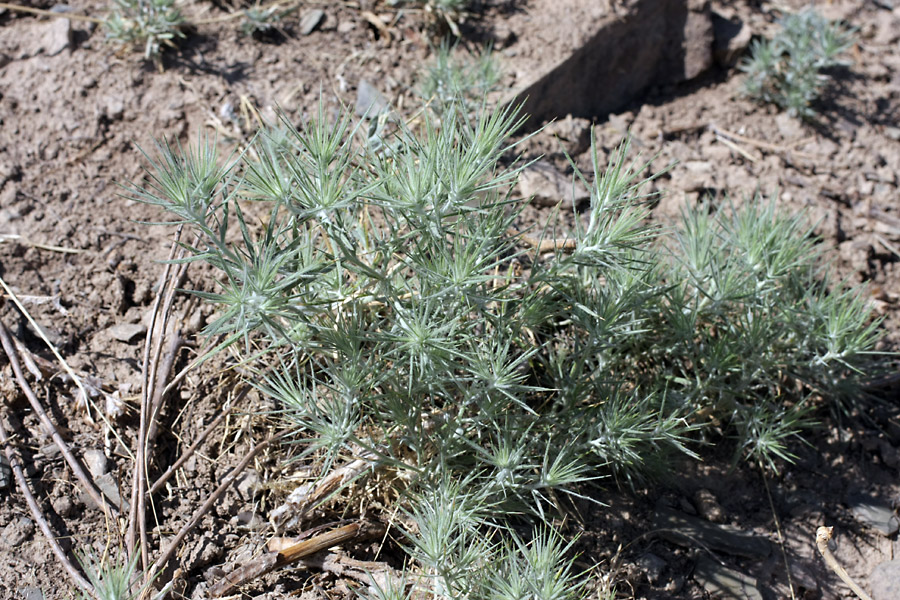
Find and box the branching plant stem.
[0,319,118,519]
[149,432,286,580]
[0,416,94,595]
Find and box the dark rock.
[183,533,225,572]
[637,552,666,584]
[654,503,771,558]
[0,454,10,490]
[693,556,763,600]
[2,516,35,547]
[870,559,900,600]
[543,115,592,156]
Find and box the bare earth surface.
[1,0,900,598]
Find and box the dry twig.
[815,526,874,600]
[271,449,380,532]
[149,432,286,579]
[0,319,119,518]
[0,417,93,594]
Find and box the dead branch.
[0,320,119,519]
[149,432,286,579]
[0,416,93,595]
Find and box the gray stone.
[18,586,44,600]
[39,443,60,458]
[870,559,900,600]
[108,322,147,343]
[103,96,125,121]
[182,533,224,572]
[637,552,666,584]
[848,493,900,536]
[2,516,35,547]
[693,556,763,600]
[516,163,591,207]
[654,503,771,558]
[82,449,108,478]
[235,469,260,501]
[299,9,325,35]
[355,80,390,118]
[80,472,129,512]
[543,115,591,156]
[510,0,714,127]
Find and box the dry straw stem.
[0,1,103,22]
[128,230,186,573]
[271,449,380,532]
[815,526,874,600]
[208,521,365,597]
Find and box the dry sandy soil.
[1,0,900,598]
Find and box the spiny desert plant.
[240,2,298,37]
[133,98,882,596]
[104,0,185,65]
[418,40,500,112]
[389,0,469,37]
[740,7,855,120]
[77,546,165,600]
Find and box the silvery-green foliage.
[419,41,501,112]
[740,8,855,119]
[77,546,166,600]
[135,96,882,597]
[104,0,185,64]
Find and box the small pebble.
[52,495,76,518]
[108,322,147,343]
[82,448,108,478]
[299,9,325,35]
[694,488,725,523]
[2,516,35,547]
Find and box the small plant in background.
[240,2,298,38]
[740,7,855,120]
[104,0,185,66]
[388,0,469,37]
[133,93,882,595]
[77,546,166,600]
[418,40,501,112]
